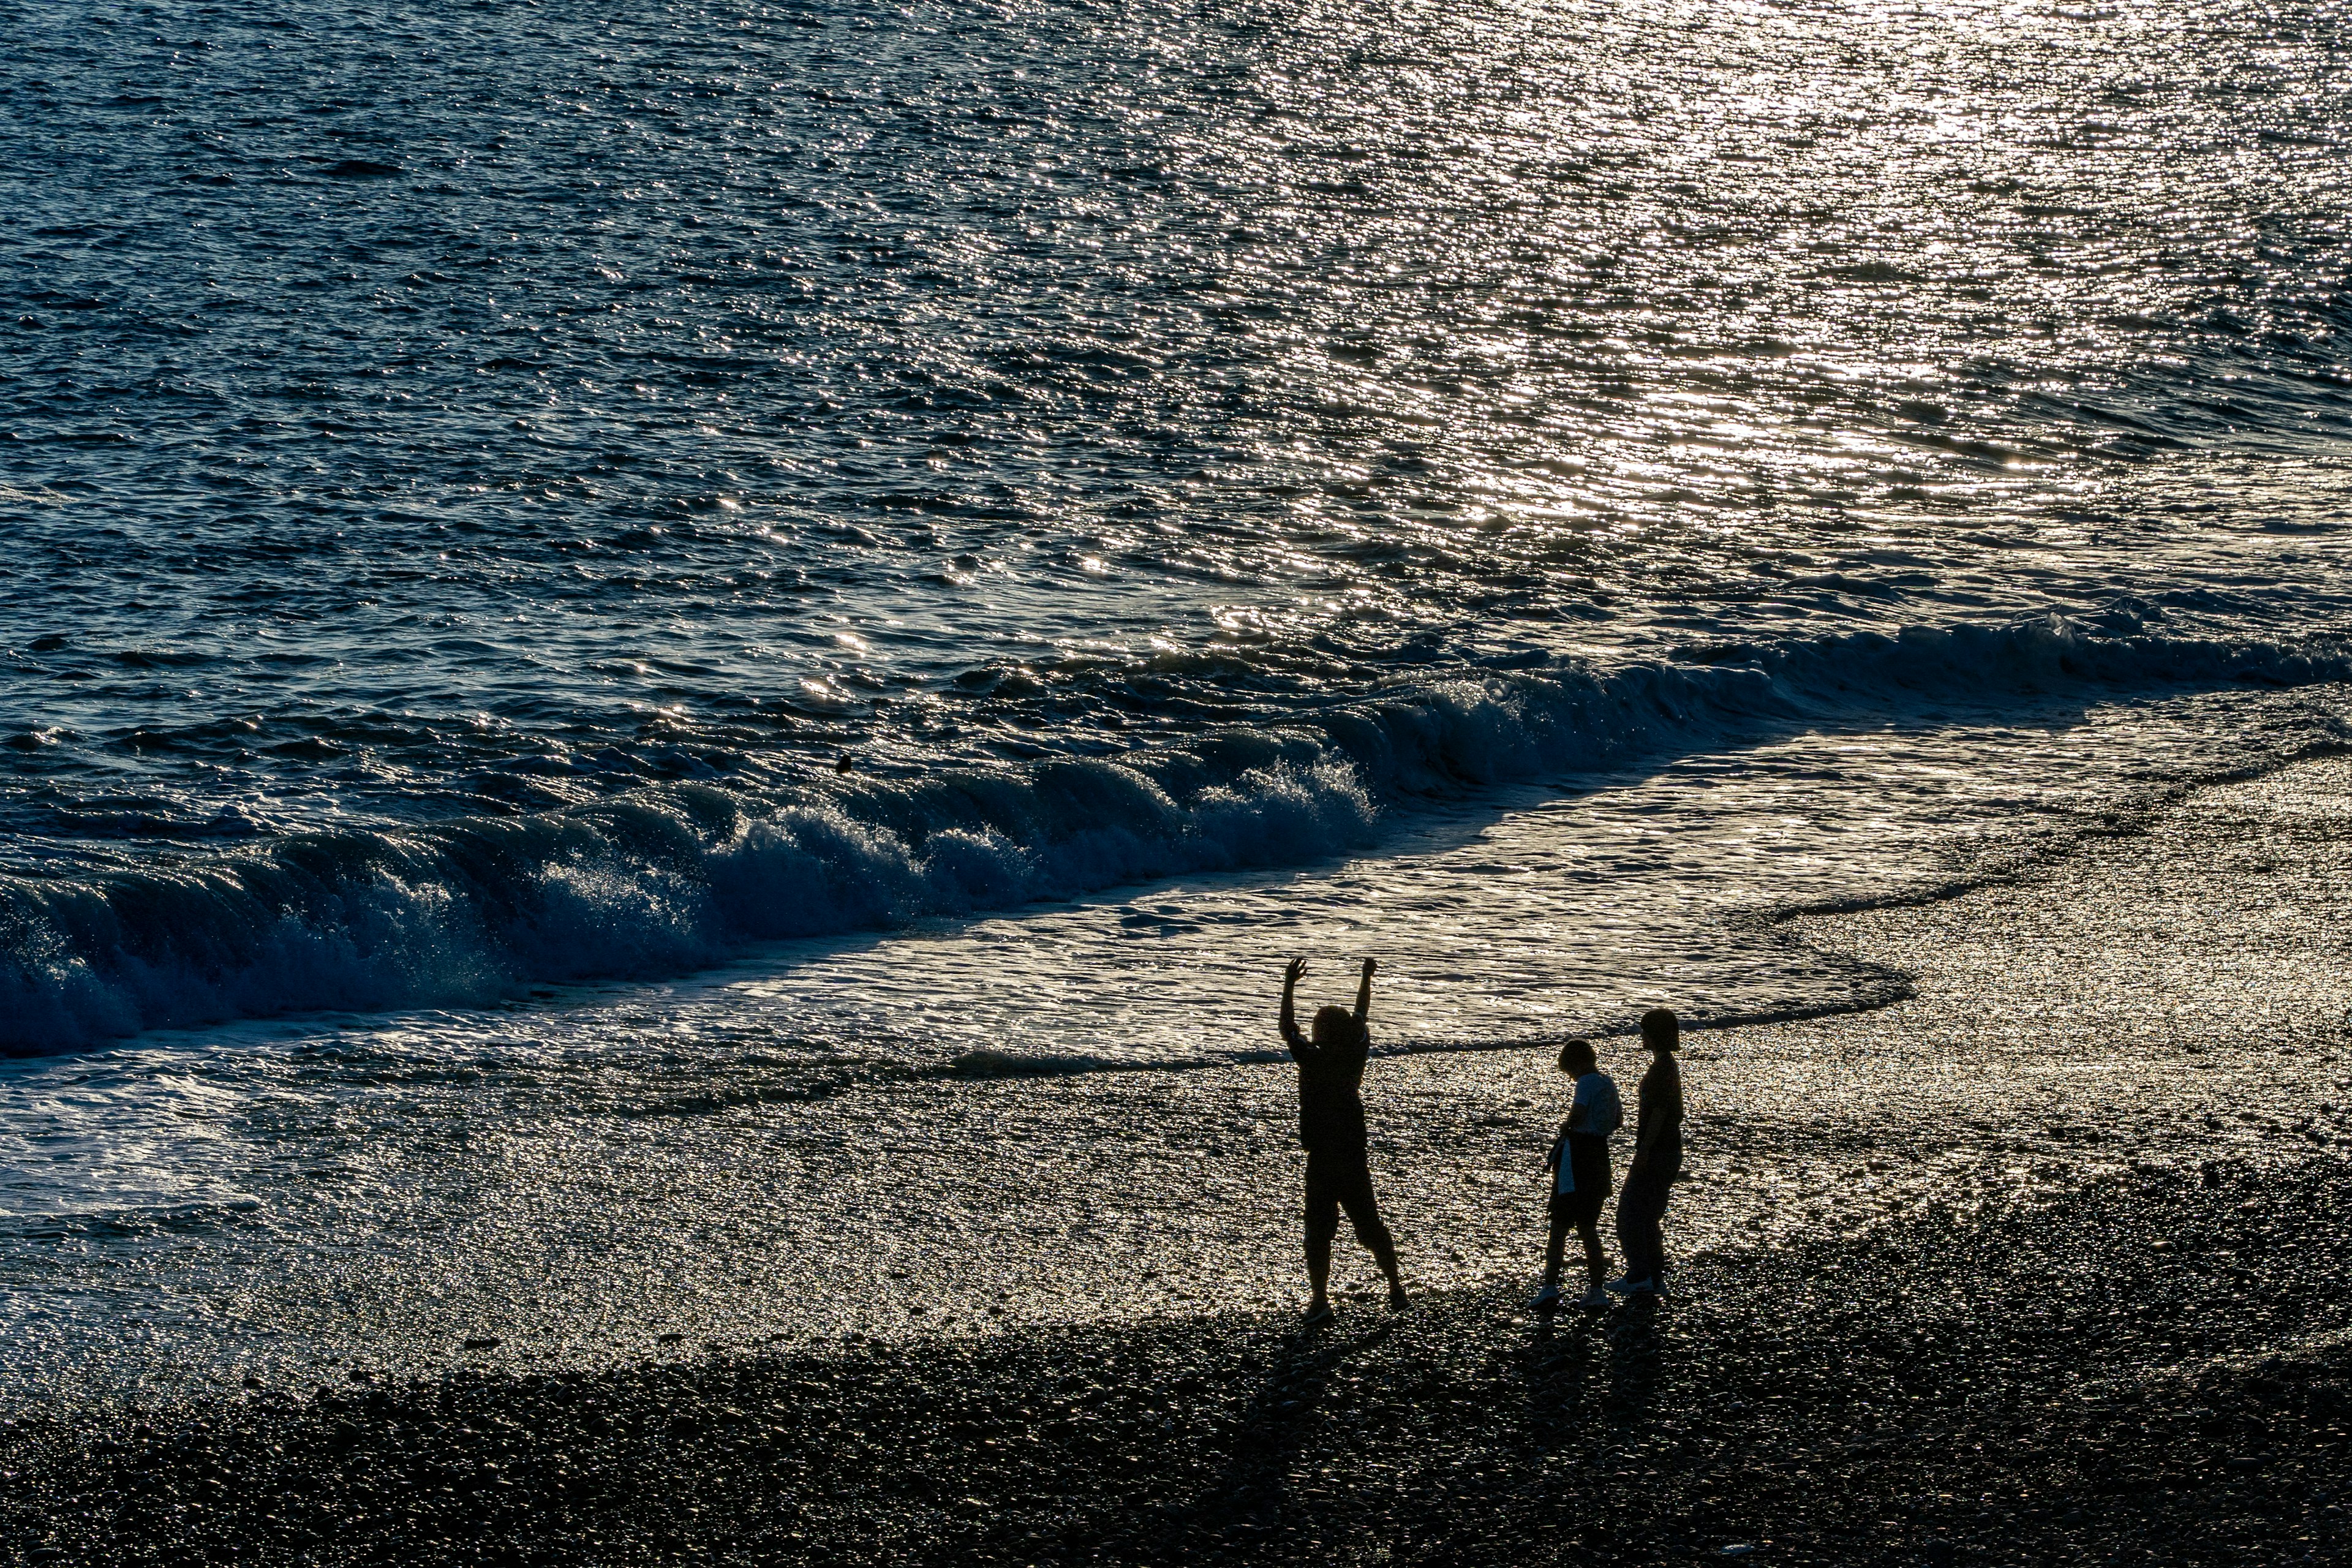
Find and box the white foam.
[0,609,2345,1054]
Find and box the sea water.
[2,0,2348,1392]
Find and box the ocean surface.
[2,0,2350,1393]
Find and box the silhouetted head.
[1640,1008,1680,1053]
[1311,1005,1362,1049]
[1558,1038,1597,1076]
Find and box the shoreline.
[8,679,2342,1069]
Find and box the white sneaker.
[1578,1286,1610,1310]
[1606,1275,1653,1295]
[1531,1286,1562,1314]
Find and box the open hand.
[1284,957,1308,987]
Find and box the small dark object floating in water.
[835,753,855,774]
[325,159,402,179]
[462,1336,502,1351]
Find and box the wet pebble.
[1,1161,2345,1564]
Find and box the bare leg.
[1306,1236,1333,1316]
[1578,1219,1606,1294]
[1336,1172,1404,1308]
[1542,1215,1570,1291]
[1362,1225,1406,1306]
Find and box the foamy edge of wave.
[2,611,2343,1054]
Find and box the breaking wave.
[3,608,2345,1054]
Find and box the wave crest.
[2,612,2342,1054]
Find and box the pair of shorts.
[1550,1134,1612,1227]
[1303,1148,1389,1246]
[1550,1185,1605,1228]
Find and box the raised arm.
[1280,956,1309,1054]
[1352,957,1376,1027]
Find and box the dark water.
[3,0,2350,1052]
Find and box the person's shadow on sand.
[1602,1303,1667,1432]
[1526,1302,1669,1477]
[1177,1316,1396,1548]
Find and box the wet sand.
[4,758,2350,1562]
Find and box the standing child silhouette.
[1280,956,1407,1324]
[1533,1038,1623,1313]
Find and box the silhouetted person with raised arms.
[1280,956,1406,1324]
[1533,1037,1622,1313]
[1611,1007,1684,1298]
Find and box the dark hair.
[1311,1005,1361,1047]
[1558,1038,1597,1073]
[1640,1008,1679,1050]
